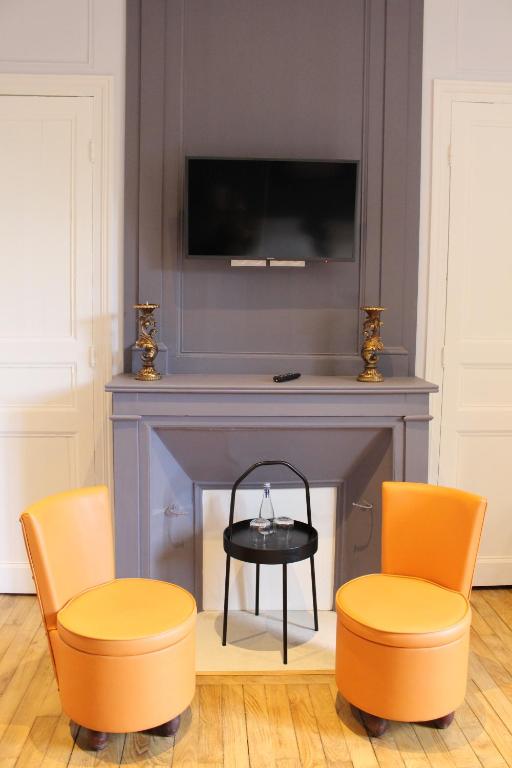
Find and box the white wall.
[417,0,512,376]
[0,0,126,372]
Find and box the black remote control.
[273,372,301,383]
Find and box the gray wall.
[125,0,423,376]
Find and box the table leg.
[310,556,319,631]
[255,563,260,616]
[222,554,231,646]
[283,563,288,664]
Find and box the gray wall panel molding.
[112,419,141,577]
[126,0,424,375]
[123,0,142,369]
[138,0,166,307]
[380,0,423,366]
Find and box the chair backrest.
[381,481,486,598]
[20,486,115,630]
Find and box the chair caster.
[351,705,389,737]
[423,712,455,729]
[83,729,109,751]
[143,715,181,737]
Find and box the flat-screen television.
[185,157,359,262]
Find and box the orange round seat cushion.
[336,573,470,649]
[57,578,196,656]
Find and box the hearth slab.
[197,610,335,673]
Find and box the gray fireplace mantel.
[106,374,437,600]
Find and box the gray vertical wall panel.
[126,0,423,375]
[123,0,142,369]
[112,419,141,576]
[138,0,166,307]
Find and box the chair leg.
[310,556,319,631]
[144,715,181,737]
[351,705,389,737]
[423,712,455,729]
[82,728,109,751]
[222,554,231,646]
[255,563,260,616]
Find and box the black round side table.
[221,460,319,664]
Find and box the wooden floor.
[2,589,512,766]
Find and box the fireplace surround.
[106,374,436,608]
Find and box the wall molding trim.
[0,73,117,489]
[425,79,512,483]
[475,556,512,587]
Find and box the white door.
[439,100,512,585]
[0,95,97,592]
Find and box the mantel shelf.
[106,374,438,396]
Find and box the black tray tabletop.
[223,519,318,565]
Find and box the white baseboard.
[0,563,35,594]
[474,556,512,587]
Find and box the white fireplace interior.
[202,486,337,611]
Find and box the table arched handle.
[228,460,312,538]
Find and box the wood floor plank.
[469,600,495,638]
[391,722,431,768]
[0,648,54,763]
[469,630,512,699]
[265,683,300,765]
[369,729,405,768]
[38,711,78,767]
[198,684,224,766]
[471,593,512,651]
[172,700,199,768]
[38,677,62,718]
[5,595,36,627]
[119,732,173,767]
[11,715,58,768]
[308,683,351,765]
[454,698,506,768]
[471,612,512,688]
[479,590,512,633]
[222,684,250,768]
[0,600,40,694]
[0,596,18,630]
[464,679,512,765]
[437,719,483,768]
[469,650,512,731]
[287,683,327,767]
[411,726,456,768]
[0,612,46,744]
[244,684,276,768]
[329,685,379,768]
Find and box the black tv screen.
[186,157,358,262]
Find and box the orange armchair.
[20,486,196,751]
[335,482,486,736]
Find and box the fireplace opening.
[148,425,393,610]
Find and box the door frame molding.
[0,74,119,489]
[425,79,512,482]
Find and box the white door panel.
[440,101,512,585]
[0,95,96,592]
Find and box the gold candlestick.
[357,306,386,383]
[134,303,161,381]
